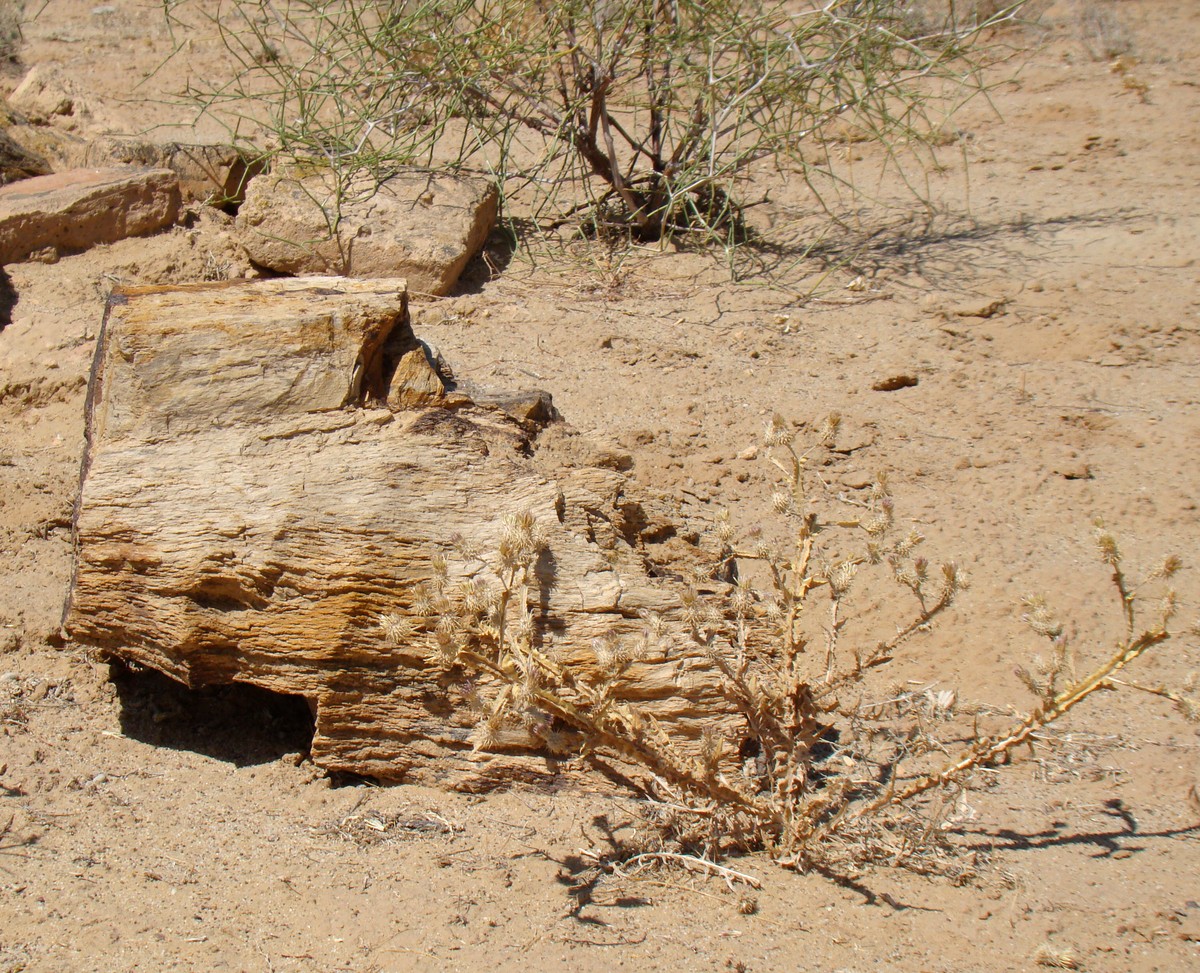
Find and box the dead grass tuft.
[312,804,460,847]
[1034,941,1083,969]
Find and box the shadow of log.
[0,268,15,330]
[109,660,314,768]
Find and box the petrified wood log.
[65,277,737,790]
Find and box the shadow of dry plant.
[381,416,1196,878]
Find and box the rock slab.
[75,135,265,206]
[0,167,180,264]
[0,103,84,175]
[8,65,83,125]
[236,166,498,294]
[0,125,51,184]
[65,277,736,789]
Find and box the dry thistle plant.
[381,417,1193,876]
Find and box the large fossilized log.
[65,277,737,789]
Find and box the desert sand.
[1,2,1198,970]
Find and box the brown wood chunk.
[65,277,735,788]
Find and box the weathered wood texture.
[66,277,737,790]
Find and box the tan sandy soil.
[1,1,1198,970]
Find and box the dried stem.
[384,417,1183,879]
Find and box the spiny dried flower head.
[892,528,925,559]
[731,579,756,618]
[626,627,656,662]
[763,413,794,447]
[1152,588,1176,627]
[411,589,432,617]
[680,586,721,634]
[640,610,668,639]
[1014,663,1042,698]
[458,577,495,616]
[715,509,735,547]
[1147,554,1182,583]
[1093,523,1120,565]
[434,613,461,637]
[499,509,549,570]
[828,559,859,596]
[1022,595,1064,640]
[863,497,894,537]
[621,624,663,665]
[939,562,965,602]
[1032,943,1081,969]
[753,537,775,561]
[513,607,537,642]
[458,679,485,712]
[432,618,462,663]
[891,556,920,593]
[470,712,504,751]
[592,634,624,675]
[379,612,415,645]
[1179,673,1199,723]
[816,412,841,448]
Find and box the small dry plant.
[0,0,23,67]
[382,415,1193,874]
[1073,0,1133,61]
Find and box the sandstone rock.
[387,342,447,410]
[871,373,919,392]
[236,165,498,294]
[0,126,50,184]
[452,383,559,428]
[0,167,180,265]
[73,135,265,206]
[1050,448,1092,481]
[0,102,84,174]
[65,277,736,789]
[8,65,84,125]
[953,296,1010,319]
[0,110,262,205]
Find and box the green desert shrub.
[169,0,1030,247]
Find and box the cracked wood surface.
[66,276,738,789]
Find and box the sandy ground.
[1,1,1199,970]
